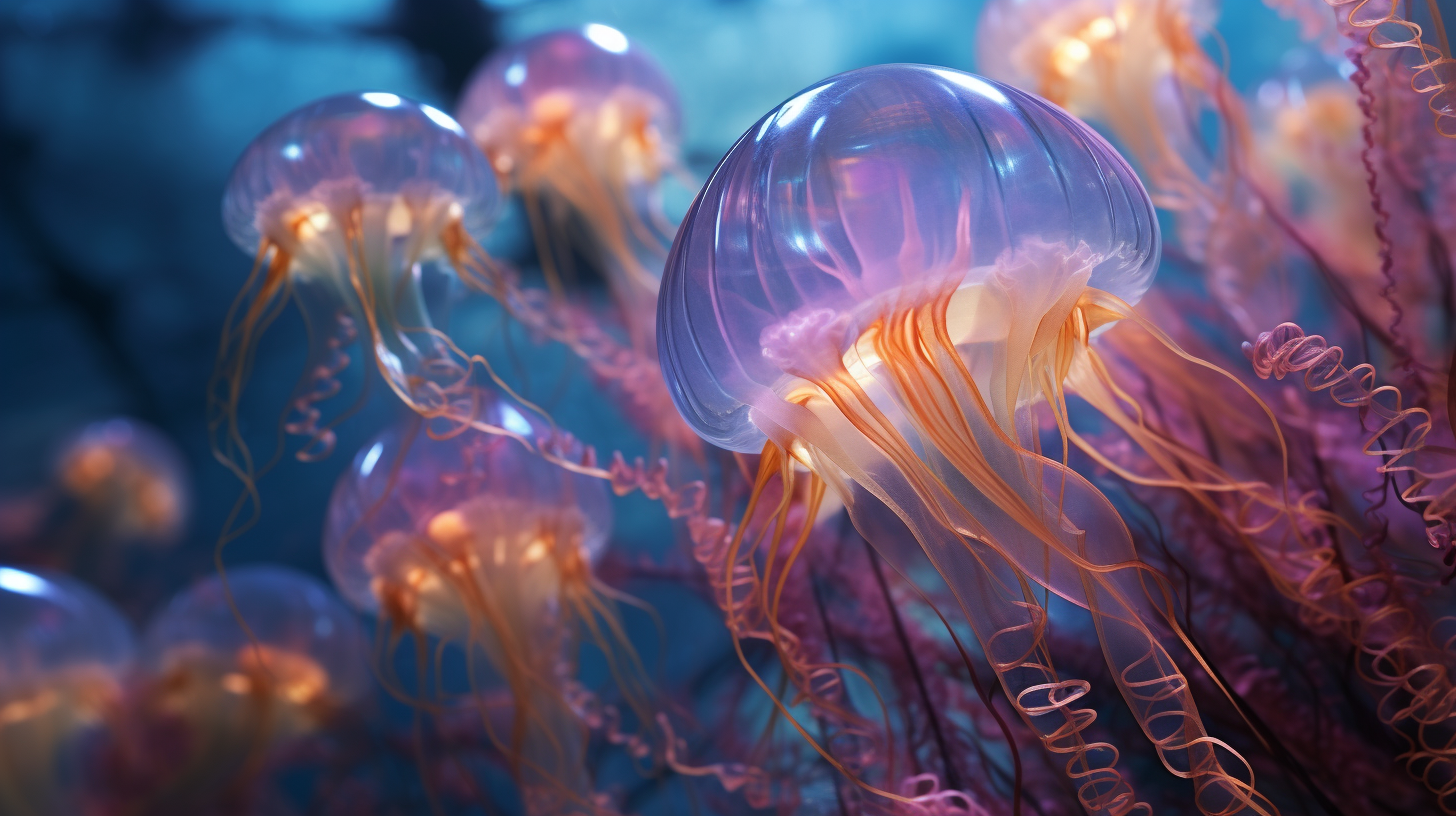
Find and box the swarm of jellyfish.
[13,7,1456,814]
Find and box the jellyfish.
[214,91,500,493]
[324,399,647,815]
[129,565,369,811]
[975,0,1291,338]
[457,24,684,357]
[0,566,135,816]
[53,417,189,549]
[658,65,1284,815]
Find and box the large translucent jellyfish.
[53,417,189,549]
[658,65,1280,815]
[975,0,1288,337]
[214,91,500,484]
[0,566,135,816]
[456,24,684,357]
[324,399,643,815]
[132,565,369,810]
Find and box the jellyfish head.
[141,566,369,754]
[325,400,619,808]
[54,417,189,547]
[659,65,1157,455]
[458,25,683,336]
[215,92,499,465]
[325,401,611,664]
[459,25,681,199]
[976,0,1206,118]
[0,567,134,816]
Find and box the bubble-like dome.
[323,402,613,616]
[0,567,135,688]
[657,64,1159,452]
[142,565,370,706]
[456,24,681,155]
[222,92,499,253]
[54,417,190,546]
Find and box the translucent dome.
[142,565,370,706]
[222,92,499,252]
[322,401,613,616]
[456,24,681,151]
[54,417,190,546]
[657,64,1159,452]
[976,0,1215,103]
[0,567,135,689]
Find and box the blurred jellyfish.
[131,565,369,811]
[324,399,650,815]
[1253,67,1381,284]
[0,566,134,816]
[457,24,684,356]
[214,91,500,484]
[659,65,1283,815]
[975,0,1292,337]
[53,417,189,549]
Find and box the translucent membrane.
[976,0,1290,338]
[212,91,500,502]
[325,402,648,815]
[659,64,1277,815]
[53,417,189,547]
[0,567,134,816]
[132,565,368,810]
[456,26,695,452]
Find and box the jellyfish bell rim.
[656,63,1160,454]
[0,565,137,686]
[142,563,372,708]
[456,24,684,152]
[220,90,501,257]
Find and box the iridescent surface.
[142,564,370,708]
[457,24,681,178]
[222,92,498,254]
[658,64,1158,451]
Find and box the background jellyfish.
[324,399,651,815]
[214,90,499,502]
[0,566,134,816]
[117,564,369,814]
[455,25,699,458]
[52,417,190,550]
[659,64,1283,815]
[0,417,189,595]
[457,24,684,357]
[974,0,1295,339]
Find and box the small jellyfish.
[1254,71,1382,288]
[457,24,684,356]
[0,566,135,816]
[659,65,1282,815]
[975,0,1288,337]
[215,91,500,481]
[325,399,640,815]
[132,565,369,811]
[53,417,189,549]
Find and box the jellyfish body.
[135,565,369,809]
[659,65,1275,815]
[54,417,189,548]
[457,25,683,355]
[0,566,134,816]
[325,401,622,814]
[215,92,500,471]
[976,0,1286,337]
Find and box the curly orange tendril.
[1323,0,1456,137]
[735,245,1291,814]
[1242,322,1456,811]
